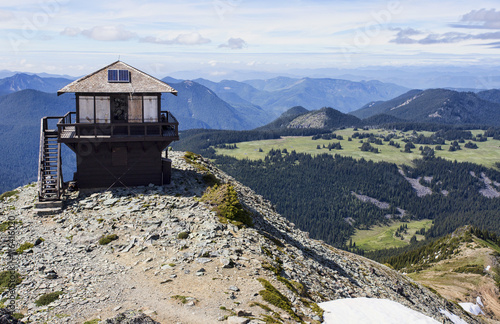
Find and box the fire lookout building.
[38,61,179,201]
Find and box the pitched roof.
[57,61,177,96]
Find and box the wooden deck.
[59,125,178,141]
[57,111,179,143]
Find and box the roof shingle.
[57,61,177,96]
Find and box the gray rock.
[227,317,249,324]
[104,310,160,324]
[220,257,234,268]
[0,308,24,324]
[196,257,212,264]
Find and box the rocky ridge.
[0,151,480,323]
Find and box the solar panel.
[108,69,118,82]
[108,69,130,82]
[119,70,130,82]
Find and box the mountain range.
[0,73,72,97]
[351,88,500,126]
[1,72,500,193]
[195,76,409,116]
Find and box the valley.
[213,128,500,169]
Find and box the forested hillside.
[212,151,500,248]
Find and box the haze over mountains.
[1,71,500,192]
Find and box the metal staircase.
[37,117,63,202]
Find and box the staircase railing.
[37,118,46,201]
[38,116,64,201]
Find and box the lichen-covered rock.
[104,310,160,324]
[0,309,23,324]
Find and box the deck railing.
[57,111,179,140]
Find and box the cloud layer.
[218,38,247,49]
[391,8,500,46]
[139,32,210,45]
[458,8,500,29]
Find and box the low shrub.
[16,242,34,254]
[0,270,22,293]
[98,234,118,245]
[201,183,252,227]
[35,291,63,306]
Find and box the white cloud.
[458,8,500,29]
[60,27,81,37]
[219,38,247,49]
[81,25,137,41]
[140,32,210,45]
[390,28,500,45]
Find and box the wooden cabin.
[38,61,179,201]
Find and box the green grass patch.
[98,234,118,245]
[171,295,195,304]
[213,128,500,169]
[257,278,302,323]
[311,302,324,321]
[0,271,22,293]
[352,219,433,251]
[0,190,19,201]
[0,220,21,232]
[201,183,253,227]
[184,151,208,171]
[83,319,100,324]
[16,242,34,254]
[453,264,484,275]
[277,276,306,297]
[35,291,63,306]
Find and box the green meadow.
[352,219,434,251]
[214,128,500,169]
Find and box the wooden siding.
[75,142,166,188]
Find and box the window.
[108,69,130,83]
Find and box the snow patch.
[458,302,484,316]
[319,298,440,324]
[223,86,231,90]
[390,94,423,110]
[428,112,442,118]
[439,309,468,324]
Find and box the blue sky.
[1,0,500,79]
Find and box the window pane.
[144,96,158,122]
[79,96,94,123]
[95,96,110,123]
[128,95,142,123]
